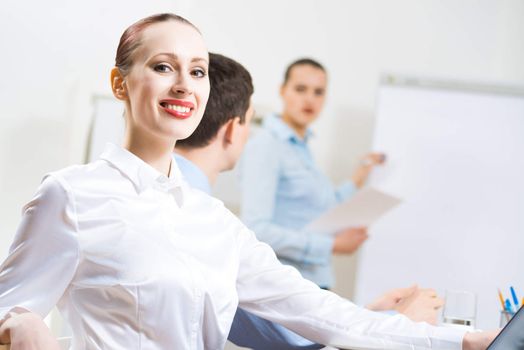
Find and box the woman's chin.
[173,129,197,141]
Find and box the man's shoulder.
[246,127,281,151]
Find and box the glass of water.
[442,290,477,329]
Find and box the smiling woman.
[111,15,210,163]
[0,13,496,350]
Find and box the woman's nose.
[171,74,193,96]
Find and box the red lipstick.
[159,99,195,119]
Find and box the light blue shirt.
[173,153,322,350]
[239,114,356,288]
[173,153,212,194]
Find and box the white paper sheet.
[305,187,401,234]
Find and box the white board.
[354,78,524,330]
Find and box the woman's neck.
[123,130,174,176]
[281,113,307,139]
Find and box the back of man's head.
[176,52,254,149]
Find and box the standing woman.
[0,14,495,350]
[240,58,384,289]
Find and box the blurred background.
[0,1,523,346]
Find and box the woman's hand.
[0,311,60,350]
[333,227,368,254]
[351,152,386,188]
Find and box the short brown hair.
[176,53,254,149]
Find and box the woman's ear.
[110,67,127,100]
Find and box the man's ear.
[223,117,242,146]
[110,67,127,101]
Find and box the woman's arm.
[350,152,386,189]
[232,217,496,349]
[240,133,334,266]
[0,175,80,345]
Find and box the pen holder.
[500,310,513,327]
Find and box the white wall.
[1,0,523,320]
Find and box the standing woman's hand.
[0,310,60,350]
[351,152,386,188]
[332,227,368,254]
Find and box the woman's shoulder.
[23,164,93,212]
[41,159,118,193]
[183,183,225,211]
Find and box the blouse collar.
[264,113,314,144]
[100,143,186,207]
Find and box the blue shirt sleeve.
[239,132,334,266]
[228,308,323,350]
[335,180,357,203]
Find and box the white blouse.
[0,144,465,350]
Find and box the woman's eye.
[191,68,207,78]
[295,86,306,93]
[154,63,172,73]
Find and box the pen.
[498,289,506,310]
[510,286,519,309]
[505,299,515,316]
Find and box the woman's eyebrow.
[191,57,209,65]
[150,52,208,65]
